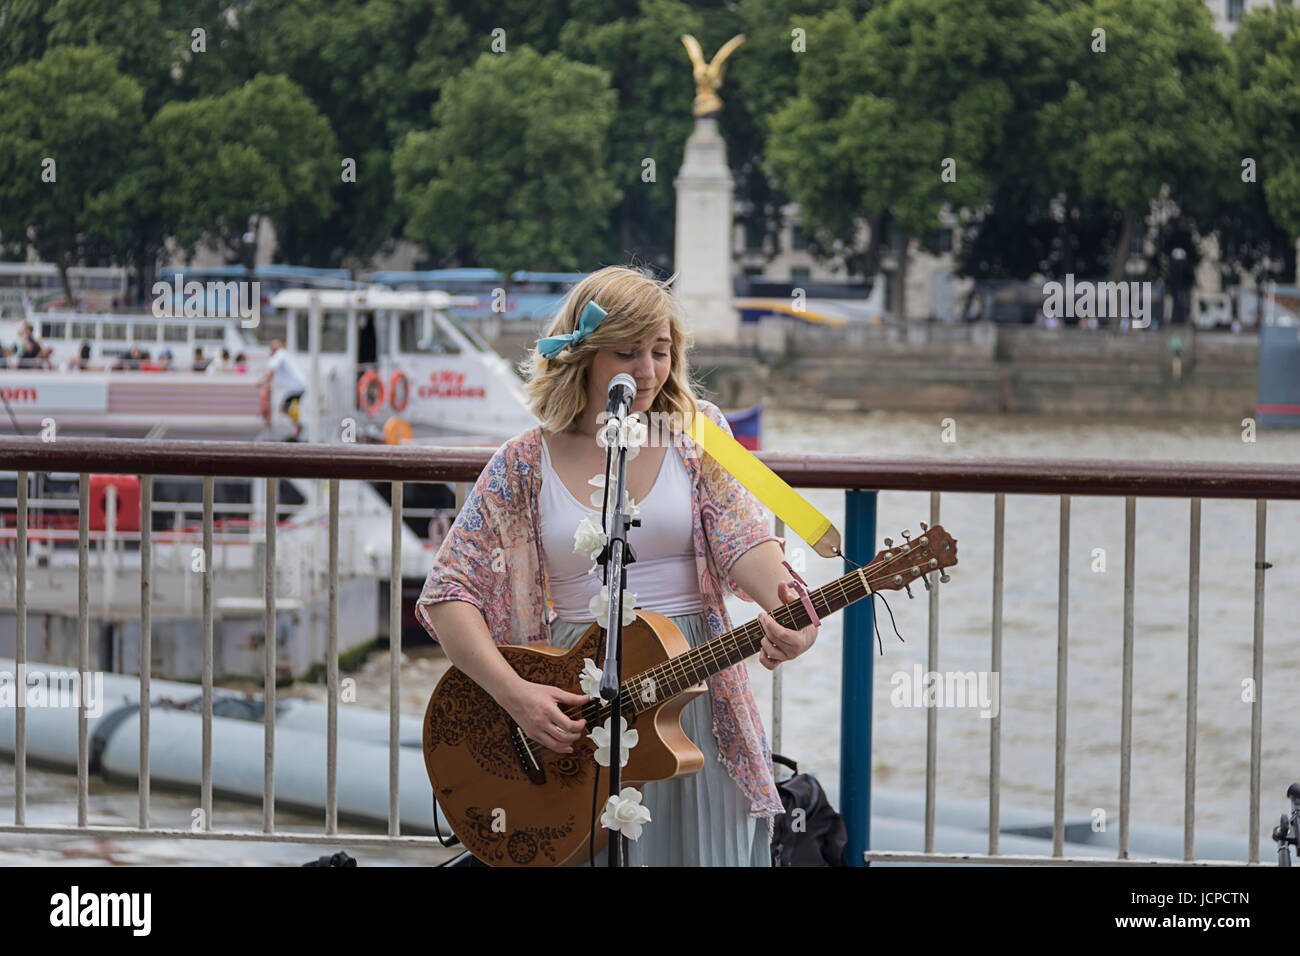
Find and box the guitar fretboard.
[562,528,955,743]
[623,564,875,713]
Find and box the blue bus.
[155,264,357,319]
[367,269,583,321]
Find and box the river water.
[3,408,1298,863]
[741,408,1300,852]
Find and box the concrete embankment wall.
[483,318,1258,419]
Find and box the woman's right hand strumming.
[423,599,589,754]
[502,680,589,754]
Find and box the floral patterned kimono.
[415,398,784,826]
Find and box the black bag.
[302,851,357,867]
[770,753,848,866]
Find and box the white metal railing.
[858,492,1275,867]
[2,468,450,849]
[0,445,1294,867]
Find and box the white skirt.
[548,611,772,867]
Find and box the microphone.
[602,373,637,446]
[606,373,636,416]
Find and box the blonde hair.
[520,266,703,437]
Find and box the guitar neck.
[623,564,876,716]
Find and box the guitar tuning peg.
[939,571,951,584]
[921,575,933,591]
[905,583,914,599]
[920,521,928,531]
[901,530,911,541]
[883,537,893,548]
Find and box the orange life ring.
[357,370,385,415]
[89,474,141,532]
[389,370,410,412]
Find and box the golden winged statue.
[681,33,746,118]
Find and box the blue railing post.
[841,489,877,866]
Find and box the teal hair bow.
[536,301,607,358]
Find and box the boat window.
[79,274,122,291]
[40,321,67,339]
[101,322,127,341]
[195,325,225,342]
[277,478,306,506]
[397,314,460,355]
[253,314,287,346]
[131,322,159,343]
[294,311,348,353]
[443,312,489,353]
[323,312,348,351]
[70,321,97,341]
[164,324,190,343]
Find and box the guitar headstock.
[868,523,958,595]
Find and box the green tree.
[0,46,146,305]
[0,0,49,74]
[148,74,338,264]
[952,0,1124,286]
[172,0,590,267]
[193,0,473,266]
[1233,0,1300,294]
[1036,0,1235,283]
[726,0,872,267]
[559,0,702,269]
[768,0,1022,319]
[0,1,254,301]
[393,46,620,279]
[0,0,201,116]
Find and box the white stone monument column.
[673,117,737,344]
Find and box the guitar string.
[593,538,934,711]
[530,571,874,759]
[531,543,942,755]
[558,550,919,734]
[617,540,926,704]
[586,565,859,720]
[522,541,949,760]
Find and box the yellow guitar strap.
[689,410,842,558]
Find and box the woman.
[206,347,231,375]
[416,266,818,866]
[17,322,48,368]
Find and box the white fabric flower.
[614,415,648,460]
[600,787,651,840]
[599,414,649,460]
[572,513,607,562]
[587,474,640,521]
[589,715,638,768]
[587,474,611,508]
[588,584,637,627]
[579,657,603,699]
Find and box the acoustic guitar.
[422,523,958,866]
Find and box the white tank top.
[539,434,704,622]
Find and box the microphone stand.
[597,407,638,868]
